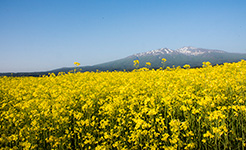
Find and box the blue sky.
[1,0,246,72]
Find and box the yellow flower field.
[0,60,246,149]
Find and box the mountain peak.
[133,48,173,57]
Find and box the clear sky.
[1,0,246,72]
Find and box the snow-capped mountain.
[51,46,246,73]
[2,46,245,76]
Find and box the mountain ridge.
[1,46,246,76]
[130,46,226,58]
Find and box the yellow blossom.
[74,62,80,66]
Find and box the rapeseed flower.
[0,60,245,149]
[74,62,80,66]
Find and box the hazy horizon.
[1,0,246,72]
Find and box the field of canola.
[0,60,246,150]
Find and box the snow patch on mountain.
[176,46,226,56]
[176,46,206,56]
[134,48,174,57]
